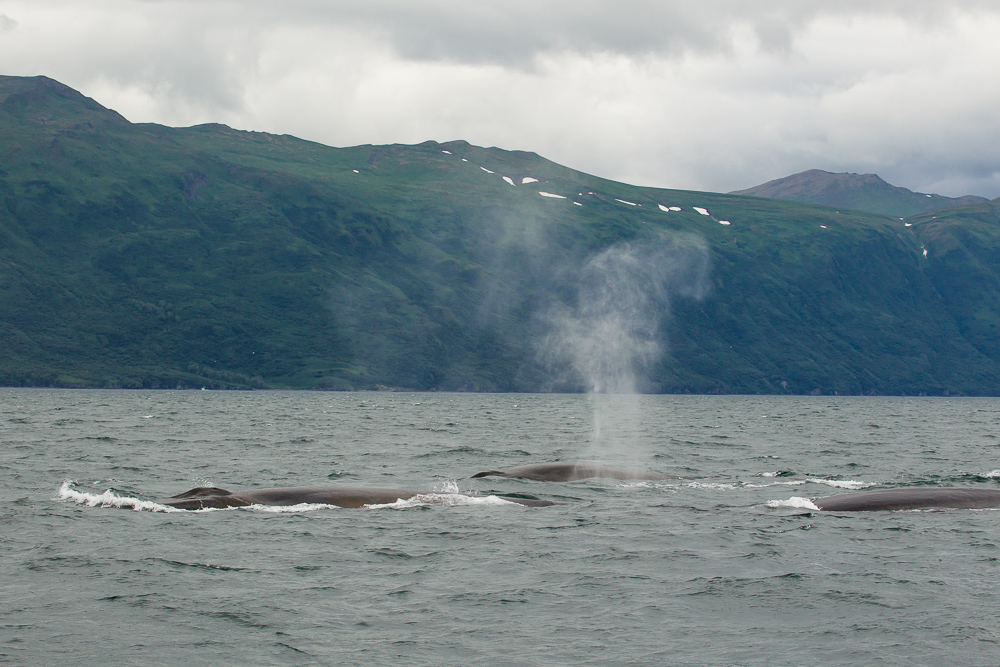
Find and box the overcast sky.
[2,0,999,197]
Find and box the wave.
[365,493,521,509]
[686,478,872,491]
[58,481,337,513]
[804,478,873,489]
[742,480,807,489]
[57,481,179,512]
[766,497,820,510]
[248,502,344,513]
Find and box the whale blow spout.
[471,463,681,482]
[813,487,1000,512]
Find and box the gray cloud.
[2,0,1000,197]
[155,0,998,65]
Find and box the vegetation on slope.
[2,75,999,394]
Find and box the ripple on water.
[3,391,1000,666]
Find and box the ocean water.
[2,389,1000,666]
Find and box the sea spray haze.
[538,231,710,458]
[539,232,711,394]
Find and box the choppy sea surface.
[2,389,1000,666]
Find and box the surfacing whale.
[162,486,556,510]
[471,463,679,482]
[814,487,1000,511]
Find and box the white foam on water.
[480,167,494,174]
[502,176,515,186]
[686,481,740,491]
[719,220,731,226]
[615,198,638,206]
[744,480,808,488]
[693,207,710,215]
[441,150,452,154]
[365,493,518,509]
[767,497,820,510]
[538,192,566,199]
[658,204,671,212]
[688,478,864,491]
[521,177,539,184]
[248,503,340,513]
[807,478,872,489]
[669,206,682,211]
[923,249,928,257]
[614,480,657,489]
[58,481,179,513]
[985,470,1000,478]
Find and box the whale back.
[169,486,234,499]
[161,485,557,509]
[815,487,1000,511]
[241,487,418,508]
[472,463,675,482]
[163,486,250,510]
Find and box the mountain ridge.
[2,74,1000,394]
[730,168,988,218]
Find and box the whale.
[813,487,1000,512]
[471,463,680,482]
[161,486,557,510]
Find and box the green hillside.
[2,75,999,394]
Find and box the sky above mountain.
[2,1,999,198]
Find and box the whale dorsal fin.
[471,470,505,478]
[170,486,233,499]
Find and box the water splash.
[364,493,519,509]
[767,497,821,510]
[57,481,179,512]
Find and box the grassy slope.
[1,75,998,394]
